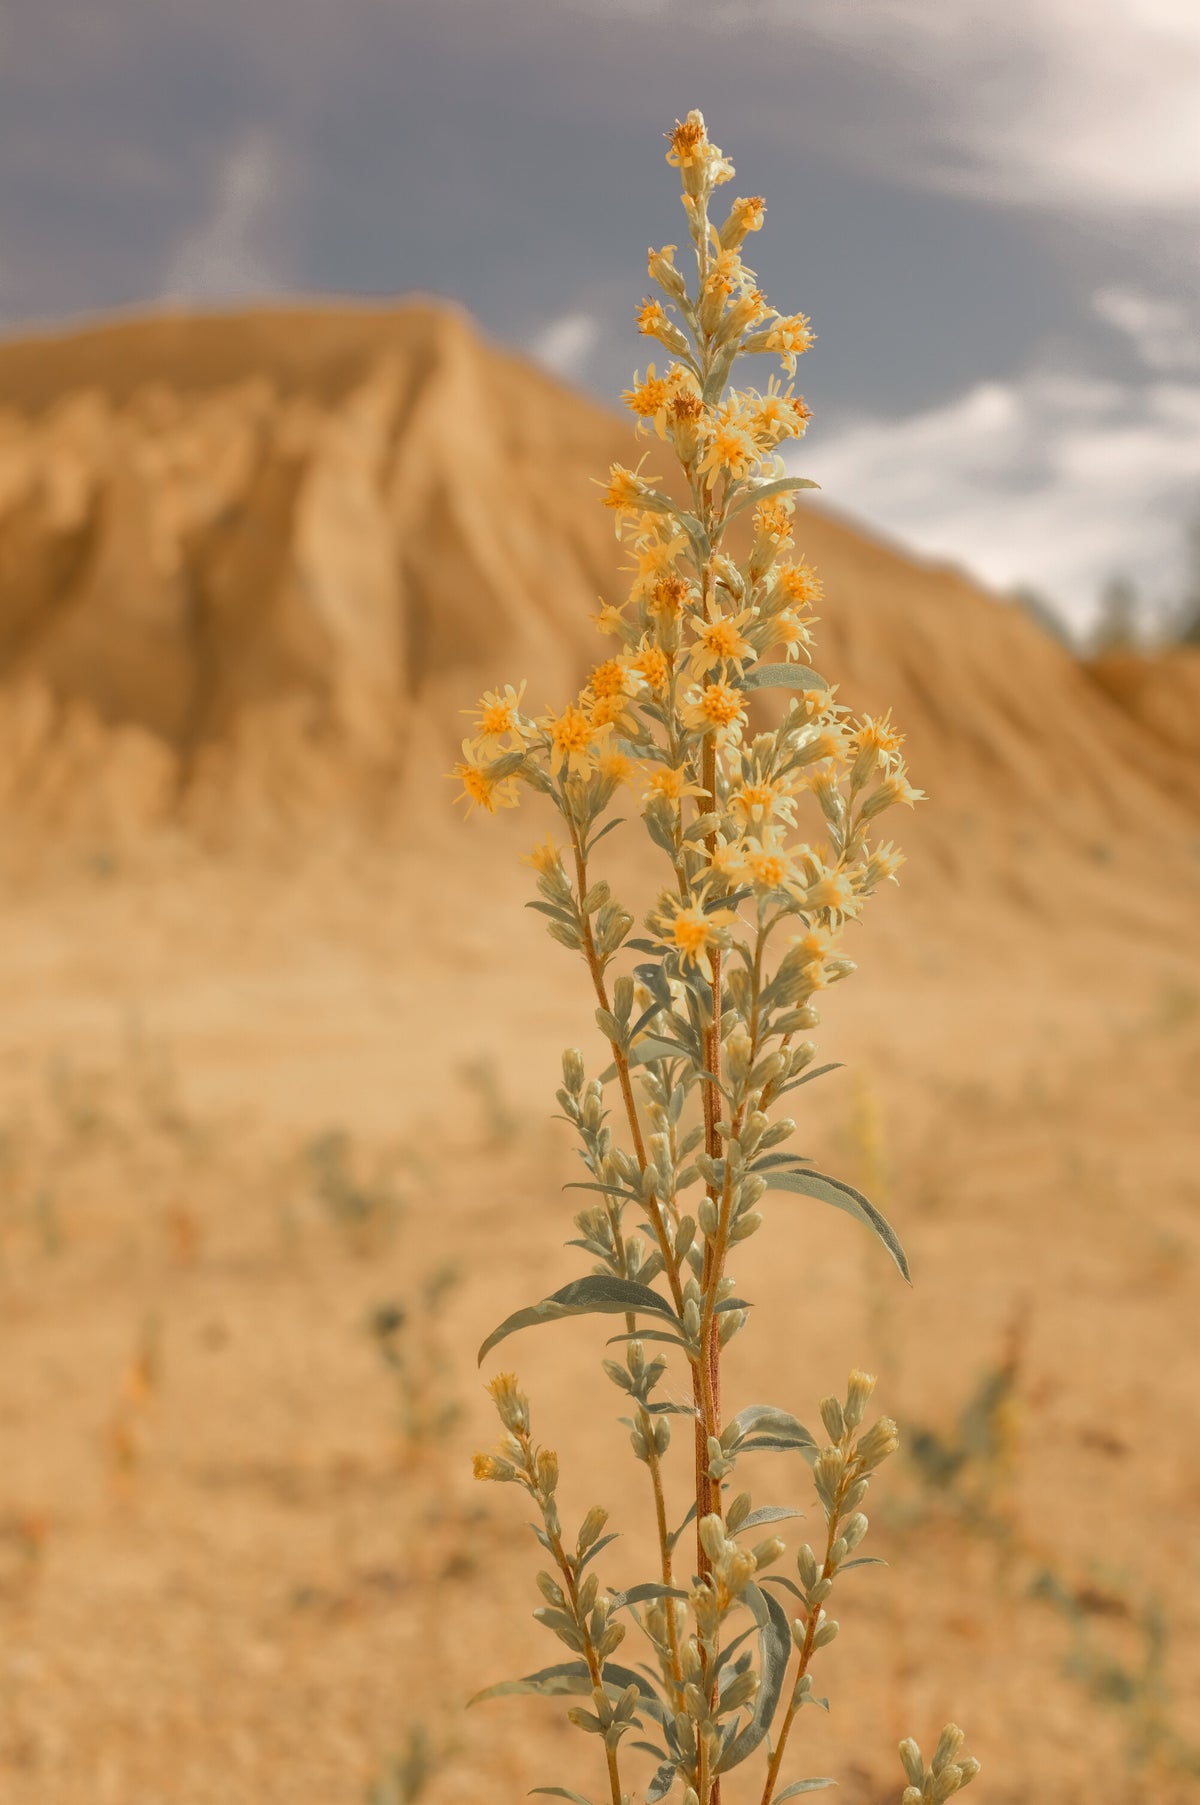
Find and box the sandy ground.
[0,835,1197,1805]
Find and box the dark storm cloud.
[2,0,1197,623]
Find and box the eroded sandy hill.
[0,301,1196,930]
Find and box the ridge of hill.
[0,301,1196,931]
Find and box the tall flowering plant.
[456,112,978,1805]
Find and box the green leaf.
[611,1582,692,1613]
[724,1404,818,1457]
[773,1782,837,1800]
[577,1531,620,1570]
[741,662,826,693]
[737,1505,804,1532]
[778,1062,843,1094]
[585,817,626,854]
[531,1791,597,1804]
[727,474,821,519]
[474,1662,666,1722]
[764,1167,911,1283]
[605,1329,689,1349]
[717,1583,791,1770]
[838,1556,888,1572]
[478,1277,679,1363]
[646,1767,678,1805]
[526,900,579,925]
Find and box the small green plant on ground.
[367,1262,462,1450]
[366,1726,440,1803]
[304,1127,403,1253]
[456,111,978,1804]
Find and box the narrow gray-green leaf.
[737,1505,804,1532]
[765,1168,911,1282]
[646,1765,678,1803]
[531,1790,597,1804]
[724,1404,818,1456]
[717,1584,791,1771]
[479,1277,678,1363]
[727,474,821,520]
[610,1582,692,1613]
[773,1782,837,1800]
[741,663,826,693]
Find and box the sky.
[2,0,1199,635]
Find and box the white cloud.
[796,0,1200,219]
[528,310,600,382]
[597,1,1198,277]
[162,132,284,301]
[798,370,1200,632]
[1093,288,1200,373]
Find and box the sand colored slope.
[0,302,1196,894]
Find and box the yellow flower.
[743,829,795,892]
[774,608,813,659]
[466,680,528,750]
[594,599,629,638]
[597,746,638,787]
[729,774,799,828]
[522,834,563,877]
[643,765,707,806]
[687,605,757,675]
[683,681,748,743]
[697,420,761,489]
[599,462,657,517]
[650,573,691,619]
[745,379,812,451]
[857,841,905,889]
[655,895,738,967]
[632,642,670,692]
[861,767,924,818]
[853,712,905,757]
[719,194,766,251]
[775,561,823,606]
[753,497,795,547]
[589,691,636,730]
[450,743,520,815]
[636,298,691,355]
[801,867,861,923]
[622,363,672,419]
[546,704,605,777]
[765,311,815,374]
[588,657,635,700]
[625,524,689,600]
[665,110,735,193]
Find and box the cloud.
[1093,288,1200,373]
[528,310,601,382]
[793,0,1200,221]
[797,369,1200,632]
[161,131,286,301]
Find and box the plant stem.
[758,1449,851,1805]
[545,1520,625,1805]
[568,827,685,1698]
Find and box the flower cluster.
[460,110,973,1805]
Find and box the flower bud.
[698,1513,727,1563]
[845,1369,876,1428]
[932,1725,965,1773]
[577,1506,610,1555]
[856,1415,900,1471]
[899,1739,925,1787]
[562,1048,585,1095]
[487,1372,530,1434]
[820,1395,845,1442]
[536,1448,559,1495]
[648,243,688,301]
